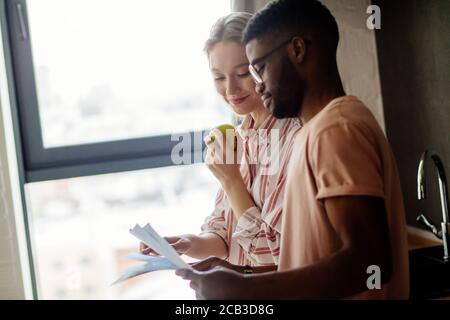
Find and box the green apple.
[211,124,235,142]
[210,124,237,150]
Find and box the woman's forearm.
[184,233,228,260]
[222,177,256,220]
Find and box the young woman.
[140,12,301,269]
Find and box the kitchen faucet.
[416,149,450,262]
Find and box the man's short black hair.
[243,0,339,55]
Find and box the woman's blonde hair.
[204,12,253,55]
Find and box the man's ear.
[290,37,307,64]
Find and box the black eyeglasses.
[249,37,311,84]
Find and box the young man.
[177,0,409,299]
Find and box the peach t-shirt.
[280,96,409,299]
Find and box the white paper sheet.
[112,223,191,285]
[112,255,179,285]
[129,223,190,269]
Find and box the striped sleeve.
[231,118,300,266]
[232,172,287,265]
[200,188,230,249]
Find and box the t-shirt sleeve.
[310,122,385,200]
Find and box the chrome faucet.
[416,149,450,262]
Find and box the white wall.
[0,12,33,299]
[322,0,385,131]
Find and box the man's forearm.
[250,265,278,274]
[230,265,277,274]
[245,246,390,299]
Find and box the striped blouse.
[201,114,302,266]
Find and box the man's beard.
[271,58,306,119]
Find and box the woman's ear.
[290,37,307,64]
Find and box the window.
[27,164,219,299]
[4,0,234,299]
[27,0,229,147]
[6,0,231,180]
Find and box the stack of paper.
[112,223,191,285]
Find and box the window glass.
[27,0,230,147]
[27,164,220,299]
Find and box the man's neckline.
[299,95,357,128]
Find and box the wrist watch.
[243,265,253,274]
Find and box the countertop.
[407,227,450,300]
